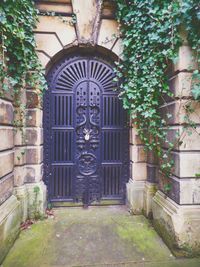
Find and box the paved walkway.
[2,206,200,267]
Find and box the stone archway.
[34,0,146,210]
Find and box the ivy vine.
[115,0,200,176]
[0,0,46,104]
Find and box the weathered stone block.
[131,162,147,181]
[158,173,200,205]
[174,45,198,72]
[26,128,43,146]
[26,146,43,164]
[25,164,43,183]
[126,179,145,214]
[180,178,200,204]
[152,191,200,256]
[0,195,21,264]
[169,72,192,98]
[14,165,26,186]
[36,16,76,47]
[14,147,26,166]
[72,0,97,42]
[0,173,13,205]
[0,150,14,178]
[160,100,200,125]
[26,109,42,127]
[14,128,26,146]
[163,126,200,151]
[0,127,14,151]
[172,151,200,178]
[0,99,13,126]
[130,145,146,162]
[35,33,63,58]
[98,19,119,50]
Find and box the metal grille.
[44,55,129,205]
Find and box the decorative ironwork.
[44,55,129,205]
[78,153,97,176]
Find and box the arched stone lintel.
[40,43,122,74]
[35,13,123,69]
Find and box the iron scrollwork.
[75,81,101,203]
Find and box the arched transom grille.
[50,58,116,92]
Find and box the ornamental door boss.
[44,55,129,206]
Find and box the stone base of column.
[0,195,21,264]
[26,181,47,219]
[152,190,200,257]
[143,182,157,218]
[14,185,28,222]
[126,179,145,214]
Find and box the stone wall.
[152,43,200,255]
[126,34,200,255]
[0,83,21,263]
[0,75,47,264]
[0,50,46,266]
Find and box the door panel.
[44,56,129,205]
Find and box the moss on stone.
[0,199,21,264]
[3,220,54,267]
[153,218,200,258]
[0,225,20,264]
[115,215,172,260]
[2,207,200,267]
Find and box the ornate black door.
[44,55,129,206]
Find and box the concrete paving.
[2,206,200,267]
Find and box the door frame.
[43,51,130,206]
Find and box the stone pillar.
[152,44,200,255]
[127,127,147,214]
[25,81,47,218]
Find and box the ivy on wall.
[0,0,46,103]
[115,0,200,176]
[0,0,199,178]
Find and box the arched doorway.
[44,54,129,206]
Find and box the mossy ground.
[2,206,200,267]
